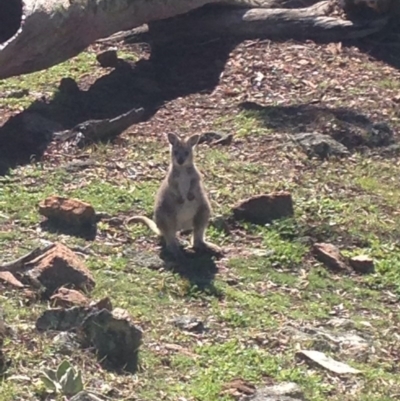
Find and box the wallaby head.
[167,133,200,167]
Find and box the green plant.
[40,360,84,396]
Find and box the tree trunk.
[0,0,220,80]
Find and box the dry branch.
[53,107,145,147]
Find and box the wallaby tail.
[125,215,161,236]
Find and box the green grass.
[1,45,400,401]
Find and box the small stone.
[52,332,79,355]
[0,271,24,288]
[39,196,96,227]
[50,288,90,308]
[233,192,294,225]
[349,255,374,274]
[312,243,349,272]
[172,316,204,333]
[96,49,119,68]
[26,242,95,295]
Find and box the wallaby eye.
[183,151,189,158]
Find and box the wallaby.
[127,133,220,261]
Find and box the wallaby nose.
[177,157,185,165]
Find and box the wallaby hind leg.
[157,214,186,262]
[192,205,221,253]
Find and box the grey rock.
[81,308,142,372]
[292,132,349,159]
[172,316,205,333]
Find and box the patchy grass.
[1,33,400,401]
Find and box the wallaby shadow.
[239,101,396,151]
[160,244,222,298]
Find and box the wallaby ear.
[187,134,200,148]
[166,133,179,146]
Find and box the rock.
[239,382,306,401]
[26,242,95,294]
[349,255,374,274]
[52,332,80,355]
[58,77,80,94]
[312,243,349,272]
[38,196,96,227]
[0,271,24,288]
[172,316,204,333]
[366,122,393,147]
[70,391,104,401]
[81,308,142,372]
[232,192,294,225]
[96,49,119,68]
[292,132,349,159]
[50,288,90,308]
[296,350,361,375]
[36,306,90,332]
[89,297,113,311]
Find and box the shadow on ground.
[0,37,240,175]
[0,9,399,174]
[239,101,396,150]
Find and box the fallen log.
[0,0,393,80]
[126,2,389,45]
[0,0,222,80]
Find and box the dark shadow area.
[348,19,400,70]
[39,220,97,241]
[0,37,239,175]
[160,243,222,298]
[239,101,395,150]
[0,0,22,43]
[0,2,399,174]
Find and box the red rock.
[0,271,24,288]
[232,192,294,224]
[349,255,374,274]
[27,242,95,294]
[38,196,96,227]
[313,243,349,272]
[50,287,89,307]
